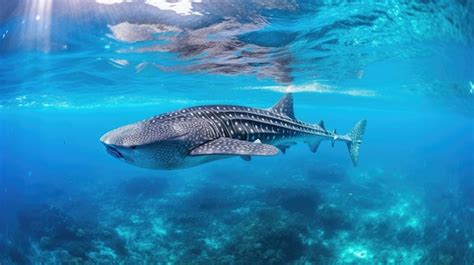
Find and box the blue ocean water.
[1,0,473,264]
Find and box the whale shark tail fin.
[345,120,367,166]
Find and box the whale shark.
[100,93,367,169]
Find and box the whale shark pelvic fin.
[240,155,251,161]
[276,142,296,154]
[307,140,323,153]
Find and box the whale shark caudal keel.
[100,93,367,170]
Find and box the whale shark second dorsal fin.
[270,93,295,119]
[318,120,325,130]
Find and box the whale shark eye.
[130,146,137,150]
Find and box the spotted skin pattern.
[100,93,367,169]
[189,137,279,156]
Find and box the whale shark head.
[100,119,199,169]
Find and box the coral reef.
[226,208,307,264]
[1,165,473,264]
[15,204,126,263]
[261,186,322,219]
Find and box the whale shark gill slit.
[105,145,123,159]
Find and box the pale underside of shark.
[100,93,367,170]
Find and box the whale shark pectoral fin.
[189,137,279,156]
[269,93,295,119]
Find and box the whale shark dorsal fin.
[319,120,325,130]
[190,137,279,156]
[270,93,295,119]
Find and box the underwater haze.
[1,0,474,264]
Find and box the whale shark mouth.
[105,145,124,159]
